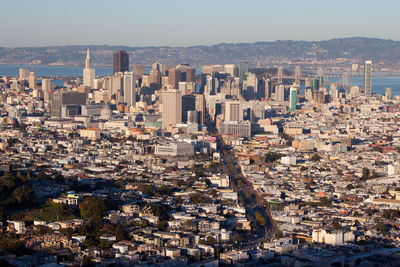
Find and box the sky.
[1,0,399,47]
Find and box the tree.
[310,154,321,162]
[361,167,370,180]
[376,223,386,233]
[346,184,354,190]
[206,236,215,245]
[244,190,251,200]
[150,204,169,220]
[332,221,342,230]
[255,211,266,226]
[82,256,96,267]
[79,197,107,222]
[320,197,330,206]
[275,230,284,239]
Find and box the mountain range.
[0,37,399,67]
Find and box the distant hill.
[1,37,399,67]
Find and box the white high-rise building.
[275,85,285,102]
[364,60,372,96]
[178,81,187,95]
[28,71,37,89]
[42,78,51,91]
[19,68,29,80]
[385,87,392,100]
[123,71,136,108]
[225,101,243,122]
[83,48,95,87]
[224,64,238,77]
[162,90,182,128]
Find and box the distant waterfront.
[1,64,400,96]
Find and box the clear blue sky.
[1,0,399,47]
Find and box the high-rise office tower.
[123,72,136,108]
[152,62,162,71]
[277,66,283,83]
[168,69,181,89]
[364,60,372,96]
[113,51,129,75]
[310,78,319,91]
[224,64,238,77]
[162,90,182,128]
[51,91,86,117]
[133,65,145,77]
[19,68,29,81]
[182,94,196,123]
[244,73,258,100]
[185,68,196,83]
[149,69,161,90]
[28,71,37,89]
[225,101,243,122]
[239,63,248,88]
[289,87,297,112]
[42,79,51,91]
[195,94,205,125]
[83,48,95,87]
[178,82,188,96]
[111,73,123,98]
[385,87,392,100]
[265,79,270,100]
[275,85,285,102]
[317,67,324,89]
[205,74,215,95]
[294,66,300,84]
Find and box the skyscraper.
[42,79,51,91]
[123,72,136,108]
[162,90,182,128]
[83,48,95,87]
[224,64,238,77]
[275,85,285,102]
[182,94,196,123]
[195,94,205,125]
[149,69,161,90]
[185,68,196,83]
[385,87,392,100]
[277,66,283,83]
[239,63,248,88]
[28,70,37,89]
[289,87,297,112]
[225,101,243,122]
[364,60,372,96]
[19,68,29,81]
[113,51,129,75]
[168,69,181,89]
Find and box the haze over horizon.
[1,0,399,47]
[1,36,400,49]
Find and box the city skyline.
[1,0,400,47]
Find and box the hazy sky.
[1,0,399,47]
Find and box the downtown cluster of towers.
[81,49,374,132]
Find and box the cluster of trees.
[137,183,176,197]
[189,192,212,204]
[79,197,107,223]
[264,152,283,163]
[0,235,33,257]
[0,172,34,220]
[381,209,400,220]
